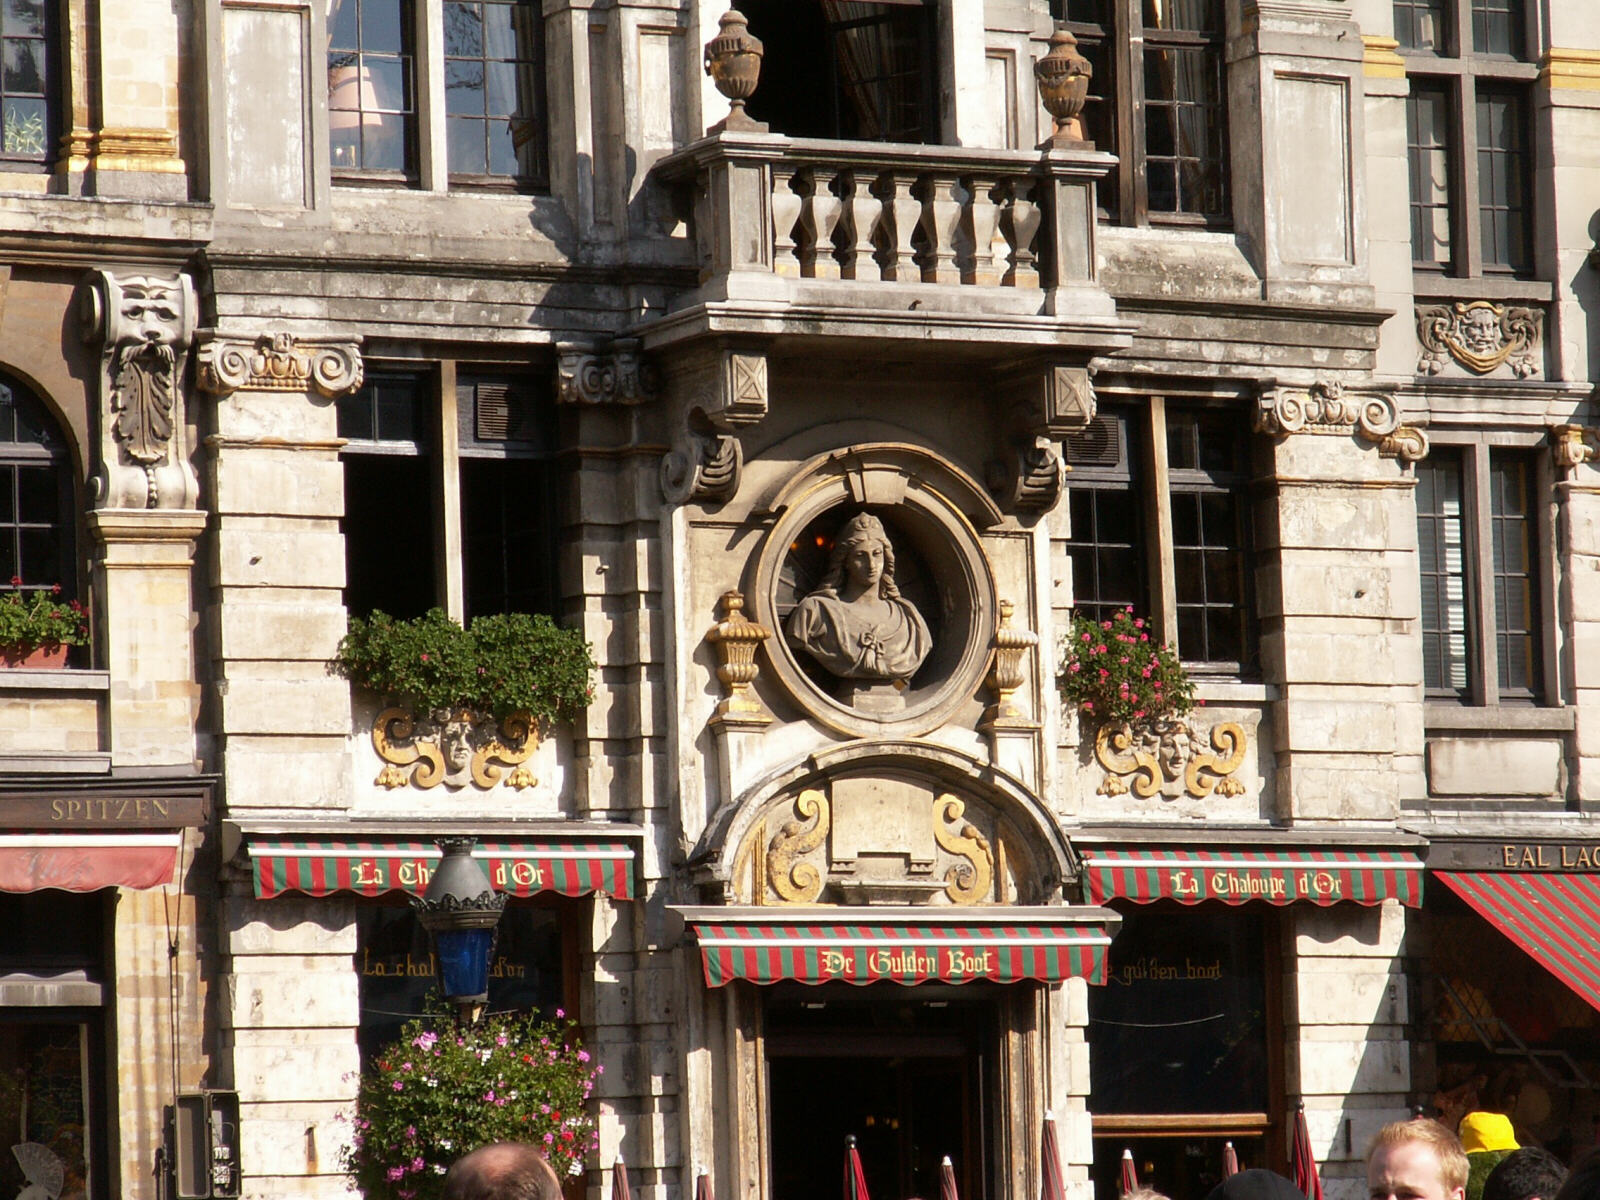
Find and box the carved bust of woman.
[786,512,932,683]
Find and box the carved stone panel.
[1416,301,1543,379]
[196,332,365,398]
[372,707,538,791]
[1094,718,1248,800]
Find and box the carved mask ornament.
[373,707,538,791]
[1095,717,1248,800]
[1417,301,1541,378]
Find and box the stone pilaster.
[1556,441,1600,807]
[81,0,188,198]
[196,332,364,814]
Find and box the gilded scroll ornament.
[933,794,994,904]
[372,707,538,791]
[766,788,830,902]
[1416,301,1541,378]
[1095,719,1247,800]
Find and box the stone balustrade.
[653,132,1115,300]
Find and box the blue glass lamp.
[410,837,506,1022]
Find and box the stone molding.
[1362,35,1405,79]
[1539,48,1600,91]
[1255,380,1429,462]
[1416,301,1542,379]
[555,338,660,405]
[80,268,200,511]
[661,347,768,505]
[196,333,364,398]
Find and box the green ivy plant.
[0,580,90,655]
[332,609,595,723]
[343,1007,601,1200]
[1058,607,1195,727]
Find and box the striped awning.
[1081,848,1424,907]
[1435,872,1600,1014]
[248,839,635,901]
[677,907,1117,988]
[0,832,181,892]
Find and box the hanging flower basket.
[1057,607,1194,727]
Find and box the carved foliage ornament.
[80,269,198,511]
[1256,381,1429,463]
[1095,718,1247,799]
[1417,301,1541,378]
[373,707,538,791]
[197,333,364,398]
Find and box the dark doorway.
[766,986,996,1200]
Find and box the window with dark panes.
[328,0,417,175]
[1396,0,1535,277]
[1417,443,1548,707]
[444,0,547,185]
[1089,906,1278,1200]
[1,0,53,166]
[738,0,940,144]
[0,374,75,599]
[1065,400,1254,673]
[338,365,560,623]
[1052,0,1228,224]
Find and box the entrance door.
[766,986,995,1200]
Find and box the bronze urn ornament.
[704,9,767,133]
[1034,26,1093,148]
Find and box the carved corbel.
[79,269,199,511]
[1256,380,1426,459]
[555,337,661,406]
[660,348,768,504]
[985,363,1094,514]
[1555,425,1599,471]
[196,333,364,399]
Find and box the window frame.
[1054,0,1231,228]
[1416,432,1557,710]
[1396,0,1539,280]
[0,0,58,173]
[1065,390,1258,677]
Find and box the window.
[1089,906,1280,1199]
[1054,0,1229,224]
[738,0,940,144]
[0,373,75,595]
[1397,0,1535,275]
[328,0,549,187]
[337,365,560,622]
[1065,400,1255,672]
[1,1,53,168]
[1417,444,1547,705]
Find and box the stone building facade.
[0,2,1598,1200]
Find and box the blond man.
[1370,1120,1471,1200]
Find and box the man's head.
[443,1143,563,1200]
[1369,1120,1471,1200]
[1484,1148,1568,1200]
[1553,1148,1600,1200]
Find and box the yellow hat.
[1459,1112,1519,1154]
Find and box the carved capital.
[196,333,364,398]
[662,431,742,505]
[1555,424,1599,471]
[1416,301,1542,378]
[1255,380,1427,461]
[1378,425,1430,463]
[79,268,199,511]
[555,337,660,406]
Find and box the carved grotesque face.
[439,715,475,774]
[843,539,885,594]
[1156,723,1195,779]
[1460,306,1502,354]
[117,277,184,346]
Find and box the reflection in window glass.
[1393,0,1445,51]
[444,0,547,183]
[1142,41,1227,217]
[1489,452,1538,699]
[1166,411,1249,667]
[1475,88,1529,273]
[0,0,50,165]
[328,0,416,174]
[1470,0,1522,57]
[1406,84,1453,268]
[0,1021,95,1200]
[0,375,73,599]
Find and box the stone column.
[196,332,364,815]
[80,269,206,768]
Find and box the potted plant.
[0,580,90,668]
[344,1007,602,1200]
[1057,606,1194,728]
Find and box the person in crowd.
[443,1142,563,1200]
[1553,1148,1600,1200]
[1484,1147,1568,1200]
[1203,1168,1305,1200]
[1369,1118,1470,1200]
[1461,1111,1521,1200]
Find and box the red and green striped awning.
[1081,848,1424,907]
[248,839,635,901]
[1435,871,1600,1015]
[679,907,1116,988]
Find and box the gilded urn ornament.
[704,9,767,133]
[1034,27,1093,148]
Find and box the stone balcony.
[644,131,1133,363]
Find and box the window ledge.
[1193,680,1275,704]
[1424,703,1573,732]
[1412,274,1554,303]
[0,669,110,693]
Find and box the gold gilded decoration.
[1417,301,1541,377]
[1555,425,1597,470]
[706,589,772,725]
[933,795,993,905]
[1379,426,1431,463]
[1095,719,1248,800]
[372,707,538,791]
[982,599,1038,728]
[766,788,830,903]
[1362,35,1406,79]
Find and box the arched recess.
[0,369,80,597]
[690,740,1078,906]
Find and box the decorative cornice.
[1539,48,1600,91]
[1362,35,1406,79]
[196,333,364,398]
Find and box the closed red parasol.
[1292,1105,1324,1200]
[1223,1142,1241,1179]
[940,1156,959,1200]
[1119,1149,1139,1197]
[1040,1112,1067,1200]
[612,1157,631,1200]
[846,1136,871,1200]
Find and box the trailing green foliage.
[0,580,89,653]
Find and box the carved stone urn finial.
[1034,27,1093,149]
[704,9,768,134]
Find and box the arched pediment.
[691,741,1077,906]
